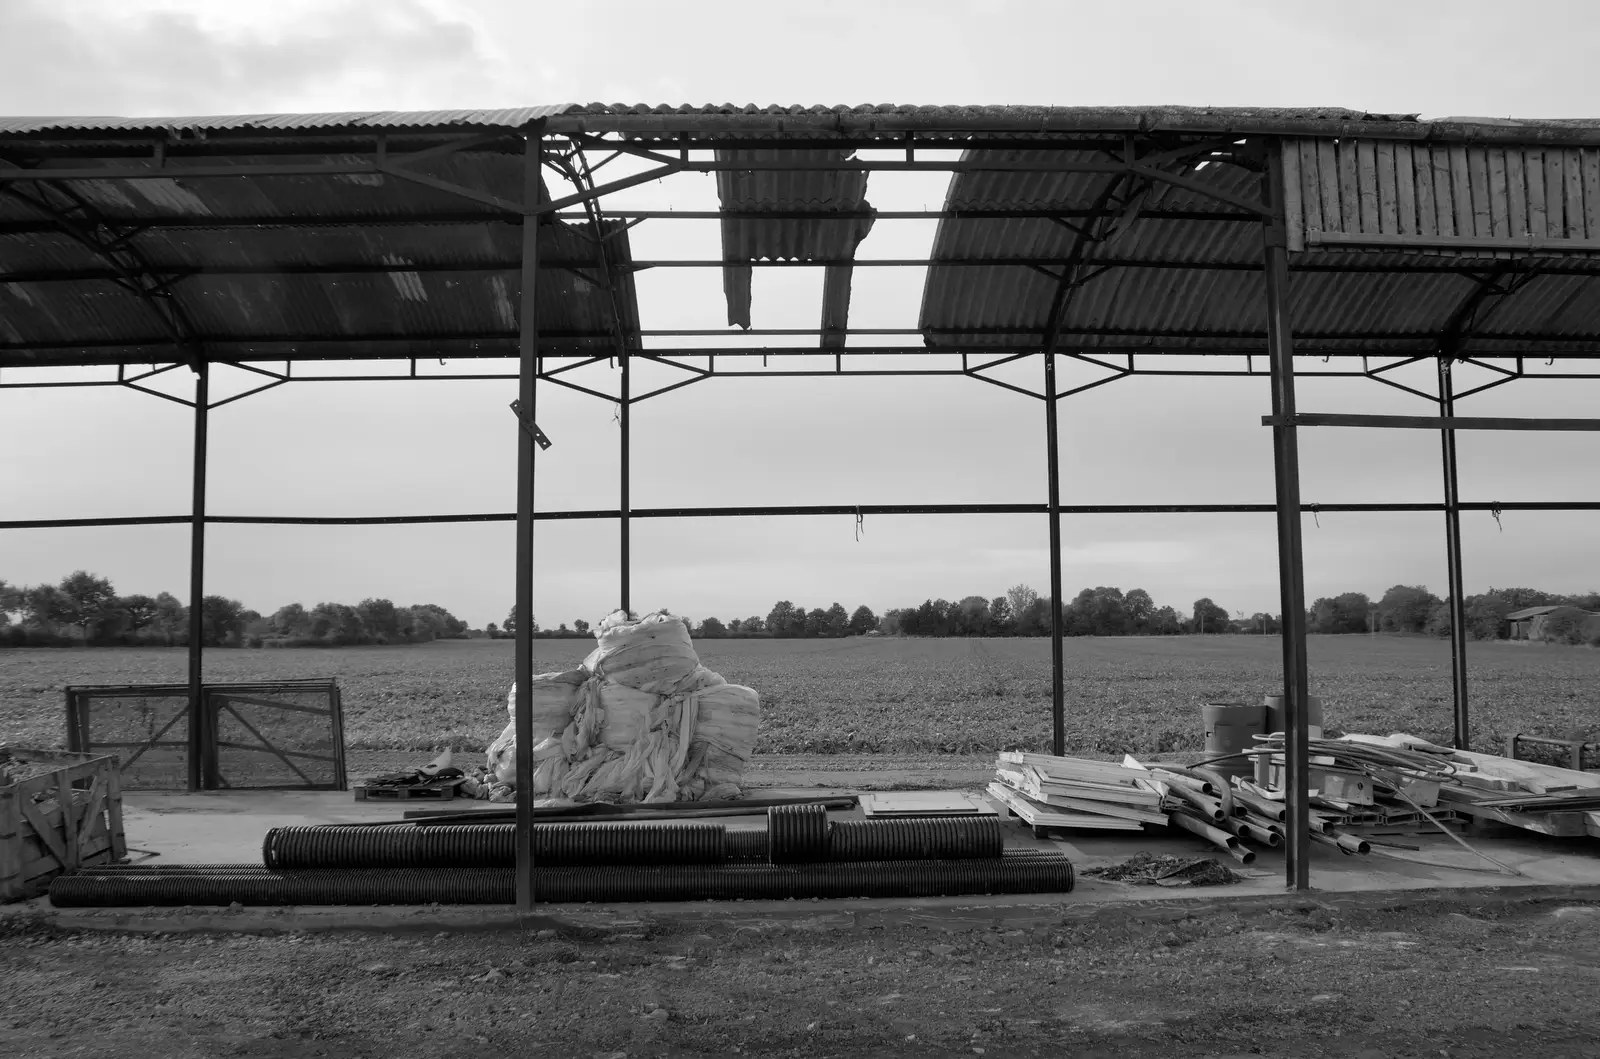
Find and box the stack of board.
[989,751,1168,831]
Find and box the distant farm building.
[1508,606,1600,642]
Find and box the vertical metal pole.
[514,129,543,912]
[1263,145,1312,891]
[1439,356,1470,749]
[620,350,631,614]
[187,359,208,792]
[1044,353,1065,757]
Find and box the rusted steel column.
[515,128,544,912]
[187,359,208,792]
[1263,145,1312,892]
[1438,357,1470,749]
[620,350,631,614]
[1044,353,1065,756]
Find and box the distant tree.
[357,598,401,643]
[503,605,537,636]
[879,609,905,636]
[57,570,117,640]
[1149,605,1183,635]
[1006,584,1039,625]
[1013,597,1051,637]
[848,605,878,636]
[1463,592,1512,641]
[197,595,247,646]
[824,602,850,637]
[117,593,157,635]
[1124,588,1155,634]
[485,622,500,636]
[952,596,990,636]
[573,618,591,636]
[1489,586,1570,611]
[698,616,727,638]
[743,615,766,635]
[1190,597,1232,634]
[23,584,72,631]
[766,601,797,638]
[152,592,187,645]
[803,607,830,637]
[1377,585,1439,634]
[727,618,744,634]
[1248,612,1280,635]
[1541,606,1594,645]
[987,596,1012,635]
[1308,592,1371,634]
[0,579,19,626]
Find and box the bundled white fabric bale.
[690,683,762,789]
[488,669,588,784]
[582,611,701,695]
[598,683,655,750]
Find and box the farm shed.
[6,104,1600,898]
[1507,605,1600,641]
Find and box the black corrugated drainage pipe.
[51,851,1074,907]
[262,822,726,869]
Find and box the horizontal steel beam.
[9,499,1600,532]
[0,208,1256,235]
[8,257,1563,283]
[1265,413,1600,431]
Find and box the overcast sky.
[2,0,1598,630]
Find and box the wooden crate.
[1,748,127,902]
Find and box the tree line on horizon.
[0,571,469,648]
[7,571,1597,649]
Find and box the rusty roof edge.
[10,105,1600,146]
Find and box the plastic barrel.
[1262,694,1324,737]
[1202,702,1266,778]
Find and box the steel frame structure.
[6,107,1600,903]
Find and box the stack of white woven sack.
[485,610,762,803]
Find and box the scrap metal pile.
[990,730,1600,872]
[483,610,761,804]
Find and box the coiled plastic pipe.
[262,822,726,869]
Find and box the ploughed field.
[3,635,1596,759]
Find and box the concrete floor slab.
[22,782,1599,936]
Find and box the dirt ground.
[5,896,1600,1059]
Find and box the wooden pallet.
[353,777,466,801]
[3,748,126,902]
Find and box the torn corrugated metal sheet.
[715,149,873,339]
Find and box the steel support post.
[1263,149,1312,891]
[514,131,543,912]
[620,351,631,614]
[1439,357,1470,748]
[1044,353,1066,757]
[186,360,208,792]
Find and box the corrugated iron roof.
[715,148,872,338]
[0,108,570,135]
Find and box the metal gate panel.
[66,685,190,789]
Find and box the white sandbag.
[583,611,702,694]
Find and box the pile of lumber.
[988,752,1167,831]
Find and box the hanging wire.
[1491,501,1503,532]
[854,506,865,542]
[613,401,621,425]
[1307,502,1321,528]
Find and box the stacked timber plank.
[988,752,1168,831]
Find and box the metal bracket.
[508,400,552,449]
